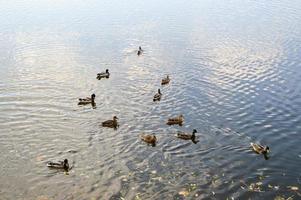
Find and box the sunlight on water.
[0,0,301,199]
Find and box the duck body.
[102,116,119,129]
[167,115,184,126]
[140,134,157,146]
[153,89,162,101]
[137,46,143,56]
[47,159,69,171]
[250,143,270,154]
[177,129,197,141]
[161,75,170,85]
[78,94,95,105]
[97,69,110,80]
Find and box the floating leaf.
[134,193,142,200]
[249,182,263,192]
[36,196,49,200]
[256,182,263,186]
[189,183,197,191]
[178,190,189,197]
[287,186,299,191]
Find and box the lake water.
[0,0,301,199]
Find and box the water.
[0,0,301,199]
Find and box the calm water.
[0,0,301,199]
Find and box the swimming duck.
[137,46,143,56]
[47,159,69,171]
[97,69,110,80]
[177,129,197,141]
[78,94,95,105]
[161,75,170,85]
[153,89,162,101]
[102,116,119,129]
[167,114,184,126]
[140,133,157,146]
[250,143,270,154]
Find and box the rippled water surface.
[1,0,301,199]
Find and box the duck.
[167,114,184,126]
[161,75,170,85]
[47,159,69,171]
[153,89,162,101]
[140,133,157,146]
[250,143,270,154]
[78,94,95,105]
[137,46,143,56]
[102,116,119,129]
[97,69,110,80]
[177,129,197,142]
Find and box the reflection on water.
[0,0,301,199]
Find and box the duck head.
[139,46,142,51]
[106,69,109,73]
[153,134,157,140]
[263,146,270,154]
[113,116,118,120]
[192,129,197,140]
[158,89,161,94]
[91,94,96,99]
[63,159,69,170]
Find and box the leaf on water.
[36,196,49,200]
[256,182,263,186]
[248,182,262,192]
[178,190,189,197]
[189,183,197,191]
[151,176,162,181]
[134,193,142,200]
[287,186,299,191]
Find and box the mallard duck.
[161,75,170,85]
[102,116,119,128]
[137,46,143,56]
[78,94,95,105]
[177,129,197,141]
[250,143,270,154]
[47,159,69,171]
[140,133,157,146]
[97,69,110,80]
[167,114,184,126]
[153,89,162,101]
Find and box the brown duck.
[102,116,119,129]
[167,115,184,126]
[140,133,157,146]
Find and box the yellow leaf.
[179,190,189,197]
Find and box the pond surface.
[0,0,301,199]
